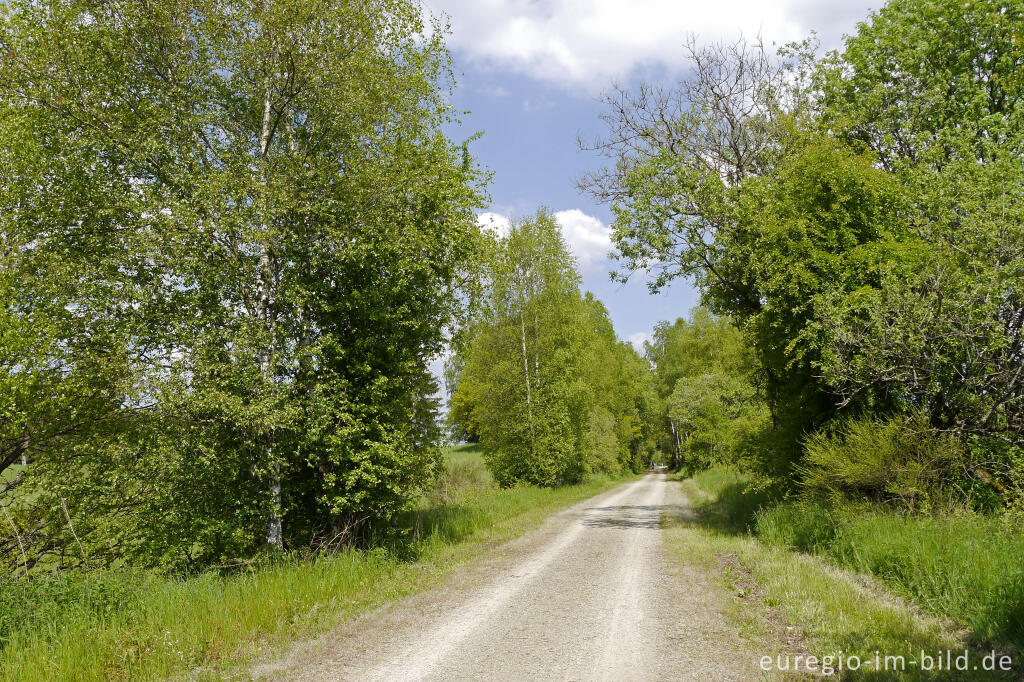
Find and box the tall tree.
[452,211,661,485]
[0,0,484,572]
[579,36,826,472]
[456,211,592,486]
[813,0,1024,475]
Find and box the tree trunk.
[533,296,540,390]
[520,308,536,454]
[669,420,681,469]
[258,81,283,551]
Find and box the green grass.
[442,443,485,468]
[423,444,492,507]
[0,455,628,681]
[0,465,25,485]
[756,501,1024,648]
[665,468,1019,680]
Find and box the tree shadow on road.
[580,504,663,529]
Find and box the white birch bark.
[520,306,536,455]
[258,80,283,551]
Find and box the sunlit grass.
[666,468,1020,680]
[442,442,486,468]
[755,500,1024,648]
[0,465,24,485]
[0,458,626,681]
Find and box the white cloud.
[521,97,557,113]
[478,83,511,98]
[478,208,612,271]
[627,331,652,352]
[477,211,512,238]
[553,209,611,270]
[425,0,876,90]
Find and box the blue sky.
[427,0,878,350]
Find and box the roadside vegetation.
[757,501,1024,647]
[579,0,1024,663]
[0,447,626,681]
[667,468,1016,681]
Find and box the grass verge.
[0,450,627,681]
[665,468,1019,680]
[756,502,1024,648]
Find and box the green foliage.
[727,137,912,472]
[455,211,590,486]
[667,372,765,472]
[799,413,967,512]
[755,503,1024,647]
[810,0,1024,489]
[644,308,766,472]
[0,0,485,573]
[646,308,751,396]
[451,211,657,486]
[580,294,662,474]
[586,0,1024,491]
[818,0,1024,170]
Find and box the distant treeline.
[447,211,660,485]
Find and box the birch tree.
[0,0,484,571]
[457,212,591,486]
[452,211,659,485]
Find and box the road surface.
[255,473,753,681]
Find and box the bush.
[798,412,965,511]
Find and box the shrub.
[798,412,965,511]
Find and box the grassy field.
[0,447,628,681]
[424,444,492,506]
[665,467,1020,680]
[443,443,486,469]
[0,465,24,485]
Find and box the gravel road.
[255,473,754,681]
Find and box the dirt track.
[254,473,754,681]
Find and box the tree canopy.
[450,211,657,486]
[583,0,1024,497]
[0,0,484,573]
